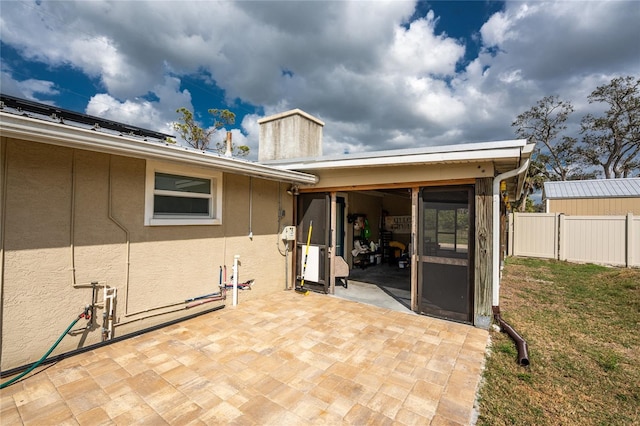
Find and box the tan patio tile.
[105,401,158,425]
[113,409,169,425]
[402,393,438,419]
[75,406,112,425]
[365,390,404,419]
[101,377,134,400]
[431,413,467,426]
[436,396,473,424]
[161,364,200,388]
[158,400,203,424]
[395,407,433,425]
[265,382,303,409]
[411,379,445,403]
[124,370,171,399]
[1,405,23,425]
[0,291,488,425]
[85,357,121,378]
[343,402,379,425]
[12,374,58,406]
[93,367,131,389]
[198,400,244,423]
[333,379,376,407]
[102,392,147,419]
[291,394,330,419]
[413,366,450,387]
[47,364,91,388]
[142,385,190,417]
[65,387,110,416]
[19,398,73,425]
[326,395,355,418]
[252,375,284,396]
[238,394,287,424]
[56,375,101,400]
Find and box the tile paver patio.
[1,290,488,425]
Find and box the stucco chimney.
[258,109,324,162]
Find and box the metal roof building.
[543,178,640,215]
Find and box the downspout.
[492,157,531,367]
[0,139,7,362]
[492,158,530,307]
[107,156,132,316]
[70,151,77,286]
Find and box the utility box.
[258,109,324,162]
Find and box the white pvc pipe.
[492,159,530,307]
[232,255,240,306]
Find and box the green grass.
[477,258,640,426]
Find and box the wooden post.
[474,178,493,329]
[329,192,337,294]
[627,213,633,268]
[410,187,419,312]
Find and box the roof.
[263,139,531,171]
[265,139,534,199]
[0,95,318,185]
[543,178,640,200]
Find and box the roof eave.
[274,145,527,172]
[0,112,318,185]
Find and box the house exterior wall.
[547,198,640,215]
[305,162,494,189]
[1,138,293,371]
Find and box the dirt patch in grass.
[477,258,640,426]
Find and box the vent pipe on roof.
[225,131,232,157]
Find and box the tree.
[173,107,249,157]
[512,95,593,211]
[513,95,585,181]
[578,76,640,178]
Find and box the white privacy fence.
[508,213,639,268]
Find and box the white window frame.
[145,160,223,226]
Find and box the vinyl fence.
[508,212,639,268]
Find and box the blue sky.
[1,1,639,162]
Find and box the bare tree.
[578,76,640,178]
[512,96,593,211]
[173,107,249,157]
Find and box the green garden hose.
[0,312,86,389]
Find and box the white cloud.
[1,70,59,101]
[85,76,191,136]
[1,0,638,158]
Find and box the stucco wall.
[1,138,294,371]
[307,162,493,189]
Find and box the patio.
[1,291,488,425]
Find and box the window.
[145,161,222,226]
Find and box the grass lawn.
[477,257,640,426]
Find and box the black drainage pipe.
[0,304,225,380]
[493,306,530,366]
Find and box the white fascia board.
[276,146,524,171]
[0,112,318,185]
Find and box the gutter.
[0,112,318,185]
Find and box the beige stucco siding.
[1,139,293,370]
[306,162,494,189]
[548,198,640,215]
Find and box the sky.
[1,0,639,162]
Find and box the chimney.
[257,109,324,162]
[225,131,232,157]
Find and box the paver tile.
[0,291,488,425]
